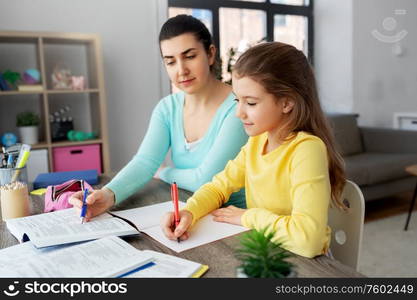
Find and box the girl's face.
[160,33,215,94]
[232,74,294,137]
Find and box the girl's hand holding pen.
[161,210,193,241]
[69,187,115,222]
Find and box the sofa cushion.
[344,152,417,186]
[327,114,363,156]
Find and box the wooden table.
[0,178,364,278]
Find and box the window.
[270,0,309,5]
[168,0,313,80]
[274,14,308,54]
[219,8,266,82]
[168,7,213,33]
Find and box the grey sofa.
[328,113,417,202]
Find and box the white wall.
[314,0,354,113]
[315,0,417,128]
[0,0,169,172]
[352,0,417,127]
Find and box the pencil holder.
[0,167,30,220]
[0,182,30,221]
[0,166,28,186]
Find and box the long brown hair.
[233,42,346,210]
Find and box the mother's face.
[160,33,215,94]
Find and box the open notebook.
[0,236,153,277]
[6,208,139,248]
[0,236,208,278]
[6,201,249,251]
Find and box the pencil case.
[44,179,93,213]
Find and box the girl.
[69,15,247,219]
[161,42,346,258]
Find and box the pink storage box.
[53,144,102,173]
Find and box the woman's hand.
[212,205,246,226]
[160,210,193,241]
[69,187,115,222]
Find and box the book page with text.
[6,208,138,248]
[0,236,153,277]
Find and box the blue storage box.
[33,169,98,189]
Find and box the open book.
[6,208,139,248]
[0,236,153,277]
[7,201,249,251]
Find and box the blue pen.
[6,154,13,168]
[80,189,88,224]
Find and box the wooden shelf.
[26,140,103,149]
[51,139,103,147]
[0,31,110,174]
[31,142,49,149]
[0,89,99,96]
[46,89,99,94]
[0,90,44,96]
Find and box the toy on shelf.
[0,72,10,91]
[50,106,74,141]
[51,63,72,89]
[71,76,86,90]
[1,133,18,147]
[23,69,41,84]
[67,130,97,142]
[2,70,21,89]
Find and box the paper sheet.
[112,201,249,253]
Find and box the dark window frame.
[168,0,314,63]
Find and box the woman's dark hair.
[233,42,347,210]
[159,14,221,77]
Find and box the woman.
[69,15,248,220]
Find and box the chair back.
[328,180,365,271]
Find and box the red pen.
[171,182,180,243]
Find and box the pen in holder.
[0,166,30,221]
[11,169,23,182]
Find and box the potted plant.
[16,111,40,145]
[235,227,295,278]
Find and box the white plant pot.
[236,267,249,278]
[18,126,39,145]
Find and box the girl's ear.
[208,45,216,66]
[282,98,295,114]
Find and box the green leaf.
[16,111,40,127]
[235,227,293,278]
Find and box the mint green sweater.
[106,92,248,207]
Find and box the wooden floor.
[365,191,416,223]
